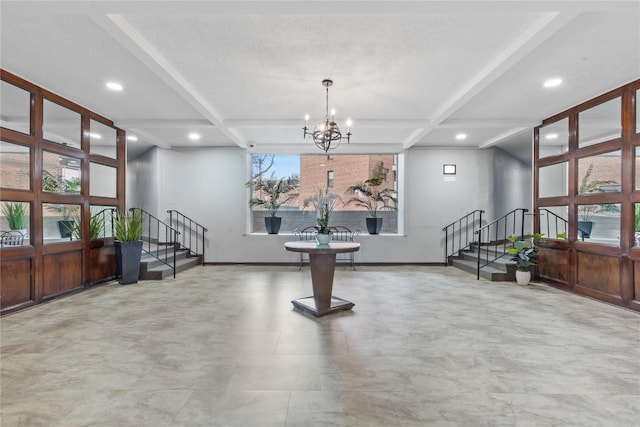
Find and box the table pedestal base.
[291,296,354,317]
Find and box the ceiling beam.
[403,10,579,149]
[90,13,246,147]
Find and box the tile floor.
[1,265,639,426]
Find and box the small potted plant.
[246,173,299,234]
[507,233,542,285]
[1,202,28,234]
[114,209,144,285]
[344,161,397,234]
[304,188,340,246]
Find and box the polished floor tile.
[1,265,638,426]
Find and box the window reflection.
[0,141,30,190]
[577,203,620,244]
[1,201,30,247]
[89,162,116,198]
[89,120,117,159]
[578,97,621,147]
[577,151,621,195]
[42,151,81,194]
[43,203,80,243]
[43,99,81,148]
[539,162,568,198]
[90,205,117,239]
[538,118,569,157]
[538,206,569,240]
[0,81,31,135]
[636,146,640,191]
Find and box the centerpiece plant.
[304,188,341,245]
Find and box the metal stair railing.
[474,208,528,279]
[131,208,180,279]
[442,209,484,265]
[167,210,208,266]
[537,208,585,241]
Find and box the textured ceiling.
[1,1,638,162]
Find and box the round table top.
[285,241,360,254]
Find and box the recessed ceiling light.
[188,132,201,141]
[543,78,562,88]
[89,132,102,139]
[105,81,123,91]
[455,133,467,140]
[127,135,138,141]
[545,133,559,139]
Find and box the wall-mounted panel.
[0,257,33,310]
[576,252,621,298]
[43,250,83,297]
[538,247,569,286]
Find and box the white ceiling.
[1,1,638,162]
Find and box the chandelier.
[303,79,352,152]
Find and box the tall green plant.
[344,161,397,218]
[635,204,640,233]
[578,164,617,221]
[1,202,28,230]
[246,173,299,217]
[114,209,143,242]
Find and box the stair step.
[139,256,202,280]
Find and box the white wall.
[126,145,530,264]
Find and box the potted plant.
[344,161,397,234]
[507,233,542,285]
[304,188,340,246]
[71,211,106,247]
[1,202,28,234]
[246,173,299,234]
[577,164,617,238]
[113,209,144,285]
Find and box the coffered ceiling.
[1,1,638,162]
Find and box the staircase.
[131,208,208,281]
[443,208,529,281]
[449,244,517,281]
[139,244,203,280]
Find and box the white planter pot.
[515,270,531,286]
[315,232,331,246]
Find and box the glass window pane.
[0,81,31,135]
[538,162,568,198]
[42,151,81,194]
[538,118,569,157]
[577,151,621,195]
[0,141,30,190]
[90,205,117,239]
[248,153,398,234]
[89,119,117,159]
[635,203,640,247]
[577,203,620,244]
[1,201,30,246]
[578,97,621,148]
[43,99,81,148]
[89,162,117,198]
[43,203,80,243]
[636,89,640,135]
[538,206,569,240]
[636,146,640,191]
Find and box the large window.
[248,153,399,234]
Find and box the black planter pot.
[265,216,282,234]
[366,217,383,235]
[114,240,143,285]
[58,220,74,238]
[578,221,593,239]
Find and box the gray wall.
[127,145,531,264]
